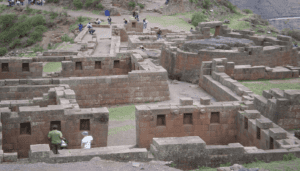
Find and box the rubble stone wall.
[135,100,241,149]
[0,85,109,158]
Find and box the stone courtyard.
[0,15,300,171]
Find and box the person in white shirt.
[81,131,93,149]
[95,18,101,25]
[16,0,20,5]
[87,22,92,29]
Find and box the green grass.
[43,62,62,73]
[92,10,102,15]
[108,125,135,136]
[238,78,300,96]
[108,105,135,121]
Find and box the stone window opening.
[270,137,274,149]
[249,51,252,55]
[20,122,31,135]
[244,117,248,129]
[257,126,261,139]
[157,115,166,126]
[183,113,193,125]
[132,22,136,28]
[80,119,90,130]
[1,63,9,72]
[50,121,61,131]
[132,63,135,70]
[22,63,29,72]
[75,62,82,70]
[210,112,220,123]
[114,60,120,68]
[95,61,101,69]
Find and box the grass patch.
[43,62,62,73]
[238,78,300,96]
[108,125,135,136]
[108,105,135,121]
[92,10,102,15]
[69,16,91,32]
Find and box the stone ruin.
[0,19,299,169]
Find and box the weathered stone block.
[200,97,211,105]
[179,97,193,106]
[269,128,287,140]
[29,144,50,163]
[3,152,17,162]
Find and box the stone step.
[149,144,158,159]
[147,150,155,160]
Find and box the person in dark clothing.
[89,28,95,35]
[108,16,112,25]
[135,14,139,22]
[157,29,162,40]
[294,43,298,47]
[78,23,83,32]
[48,125,66,154]
[124,18,128,24]
[165,0,169,5]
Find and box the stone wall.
[124,20,143,33]
[0,85,109,158]
[60,55,132,77]
[150,135,300,169]
[253,89,300,130]
[135,98,241,149]
[0,58,43,79]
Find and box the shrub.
[283,153,297,161]
[84,0,93,8]
[0,14,17,31]
[189,0,198,3]
[96,3,104,9]
[137,3,144,9]
[73,0,83,9]
[191,11,208,27]
[0,47,7,56]
[242,9,253,14]
[30,31,43,41]
[9,39,21,49]
[53,0,59,3]
[31,44,44,53]
[35,25,47,32]
[203,0,211,9]
[61,34,74,43]
[26,37,35,46]
[28,15,46,26]
[128,1,135,8]
[50,12,58,19]
[227,1,238,13]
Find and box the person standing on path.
[108,16,112,25]
[157,29,162,40]
[143,18,148,29]
[78,23,83,32]
[81,131,93,149]
[124,18,128,24]
[48,125,66,154]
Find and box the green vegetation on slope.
[43,62,62,73]
[108,105,135,121]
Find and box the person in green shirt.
[48,125,65,154]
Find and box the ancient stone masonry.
[141,99,300,169]
[0,84,109,158]
[254,89,300,130]
[160,21,299,83]
[135,98,241,150]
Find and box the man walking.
[108,16,112,25]
[81,131,93,149]
[78,23,83,32]
[124,18,128,25]
[135,13,139,22]
[48,125,66,154]
[157,29,162,40]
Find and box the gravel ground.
[0,158,182,171]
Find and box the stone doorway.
[214,26,221,37]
